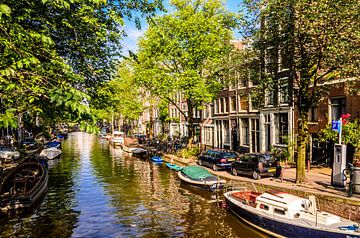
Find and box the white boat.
[110,131,124,146]
[224,190,360,238]
[122,145,147,156]
[0,146,20,162]
[39,147,62,160]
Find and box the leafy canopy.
[136,0,238,117]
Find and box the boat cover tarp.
[181,166,216,181]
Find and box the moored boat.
[178,166,226,192]
[45,141,61,149]
[39,147,62,160]
[151,156,163,163]
[0,146,20,163]
[110,131,124,146]
[224,190,360,238]
[166,163,183,171]
[0,158,48,212]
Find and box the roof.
[256,190,303,209]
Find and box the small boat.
[122,145,146,155]
[44,141,61,149]
[0,146,20,162]
[0,158,48,212]
[224,190,360,238]
[151,156,163,163]
[110,131,124,146]
[39,147,62,160]
[166,163,183,171]
[177,166,226,192]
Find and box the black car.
[135,134,147,144]
[198,150,239,171]
[231,153,281,180]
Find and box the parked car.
[198,150,239,171]
[135,134,147,144]
[231,153,281,180]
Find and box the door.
[236,155,250,174]
[248,155,259,175]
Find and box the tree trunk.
[187,100,195,148]
[296,113,309,183]
[149,104,154,139]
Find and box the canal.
[0,132,267,238]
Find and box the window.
[215,100,219,114]
[309,106,318,122]
[240,95,249,111]
[241,119,249,145]
[268,90,276,106]
[274,208,286,215]
[230,96,236,112]
[251,119,260,152]
[240,155,250,163]
[220,98,224,113]
[224,121,230,144]
[277,113,288,144]
[279,78,289,104]
[225,97,229,113]
[331,97,346,120]
[260,204,269,211]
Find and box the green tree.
[136,0,238,145]
[0,0,161,131]
[242,0,360,183]
[94,60,143,133]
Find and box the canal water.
[0,132,268,238]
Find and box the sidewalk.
[163,154,360,221]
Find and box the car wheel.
[198,159,202,166]
[232,168,238,176]
[212,164,218,171]
[252,171,260,180]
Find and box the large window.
[225,97,229,113]
[277,113,288,144]
[220,98,224,113]
[240,95,249,111]
[230,96,236,112]
[279,78,289,104]
[331,97,346,120]
[241,119,249,145]
[309,106,318,122]
[251,119,260,152]
[267,90,276,106]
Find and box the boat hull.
[224,194,360,238]
[0,162,48,212]
[178,171,225,192]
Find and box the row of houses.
[137,40,360,164]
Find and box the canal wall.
[163,154,360,222]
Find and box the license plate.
[268,168,276,173]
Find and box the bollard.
[343,163,355,197]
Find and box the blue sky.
[121,0,242,55]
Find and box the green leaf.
[0,4,11,16]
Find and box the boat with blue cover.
[224,190,360,238]
[166,163,183,171]
[177,166,226,192]
[44,141,61,149]
[151,156,163,163]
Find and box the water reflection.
[0,132,268,238]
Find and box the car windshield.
[223,152,237,158]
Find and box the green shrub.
[178,147,200,159]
